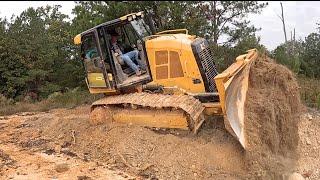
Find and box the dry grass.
[298,76,320,109]
[0,89,103,116]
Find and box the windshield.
[130,19,151,38]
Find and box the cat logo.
[96,77,104,81]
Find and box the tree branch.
[216,11,243,37]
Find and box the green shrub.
[298,75,320,109]
[0,94,14,106]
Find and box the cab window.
[130,19,151,38]
[124,23,139,46]
[81,33,103,73]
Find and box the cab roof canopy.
[74,11,144,45]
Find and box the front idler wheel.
[89,106,112,125]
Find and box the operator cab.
[75,12,152,93]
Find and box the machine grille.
[191,39,219,92]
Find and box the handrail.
[156,29,188,35]
[143,34,177,41]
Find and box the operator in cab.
[110,32,146,76]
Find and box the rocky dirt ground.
[0,107,135,180]
[0,105,319,180]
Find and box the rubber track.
[91,92,205,131]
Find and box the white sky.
[248,1,320,50]
[0,1,319,51]
[0,1,75,20]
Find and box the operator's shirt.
[85,48,98,59]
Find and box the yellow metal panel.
[119,15,128,21]
[214,77,227,114]
[156,29,188,35]
[155,50,168,65]
[87,73,106,87]
[156,66,168,80]
[88,88,118,94]
[113,109,189,130]
[145,34,206,94]
[74,34,81,45]
[214,49,258,115]
[119,12,141,21]
[169,51,184,78]
[203,102,223,116]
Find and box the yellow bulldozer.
[74,12,258,149]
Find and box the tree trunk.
[212,1,218,46]
[280,2,287,43]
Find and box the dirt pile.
[244,54,303,179]
[28,107,247,179]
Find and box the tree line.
[272,28,320,78]
[0,1,318,102]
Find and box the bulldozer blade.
[224,59,253,148]
[214,49,258,149]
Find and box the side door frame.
[81,29,113,90]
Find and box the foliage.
[71,1,267,44]
[272,31,320,79]
[271,28,320,109]
[198,1,268,45]
[212,34,266,71]
[1,1,320,112]
[272,40,303,74]
[298,75,320,109]
[0,5,85,100]
[300,33,320,78]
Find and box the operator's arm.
[112,43,123,57]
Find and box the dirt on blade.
[244,55,303,179]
